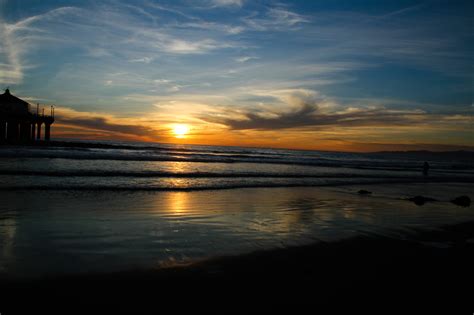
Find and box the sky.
[0,0,473,151]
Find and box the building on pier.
[0,89,55,143]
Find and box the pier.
[0,89,54,143]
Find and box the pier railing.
[1,104,55,143]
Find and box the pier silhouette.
[0,89,54,143]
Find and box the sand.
[1,220,473,314]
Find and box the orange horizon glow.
[50,131,474,153]
[49,107,474,153]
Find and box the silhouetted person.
[423,161,430,176]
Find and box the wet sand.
[1,220,473,314]
[1,183,473,279]
[1,183,472,314]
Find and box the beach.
[0,141,473,313]
[1,183,473,278]
[1,220,473,313]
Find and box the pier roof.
[0,89,30,116]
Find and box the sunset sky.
[1,0,472,151]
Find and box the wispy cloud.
[243,7,309,31]
[0,2,238,87]
[235,56,258,63]
[165,38,230,54]
[209,0,245,8]
[1,7,80,84]
[376,3,425,20]
[178,21,245,35]
[267,7,310,26]
[129,56,153,63]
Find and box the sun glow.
[172,124,190,138]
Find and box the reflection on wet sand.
[0,216,16,272]
[166,192,190,216]
[0,184,473,278]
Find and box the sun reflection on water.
[167,192,190,216]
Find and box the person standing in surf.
[423,161,430,176]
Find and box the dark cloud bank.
[59,116,155,137]
[203,102,428,130]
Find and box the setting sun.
[172,124,190,138]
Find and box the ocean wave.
[0,141,291,157]
[1,150,472,171]
[1,177,473,191]
[0,169,473,179]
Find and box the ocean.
[0,140,473,278]
[1,139,473,191]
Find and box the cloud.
[235,56,258,63]
[154,79,171,84]
[179,21,245,35]
[209,0,244,8]
[59,116,154,137]
[144,2,198,21]
[0,1,236,86]
[214,105,425,130]
[0,6,86,84]
[0,19,24,84]
[200,90,472,131]
[267,8,310,26]
[243,7,309,31]
[129,57,153,63]
[54,107,159,139]
[376,4,425,20]
[164,38,228,54]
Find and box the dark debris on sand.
[407,195,438,206]
[451,195,471,207]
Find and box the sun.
[172,124,190,138]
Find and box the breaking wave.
[1,140,473,191]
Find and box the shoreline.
[1,220,473,313]
[1,179,474,192]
